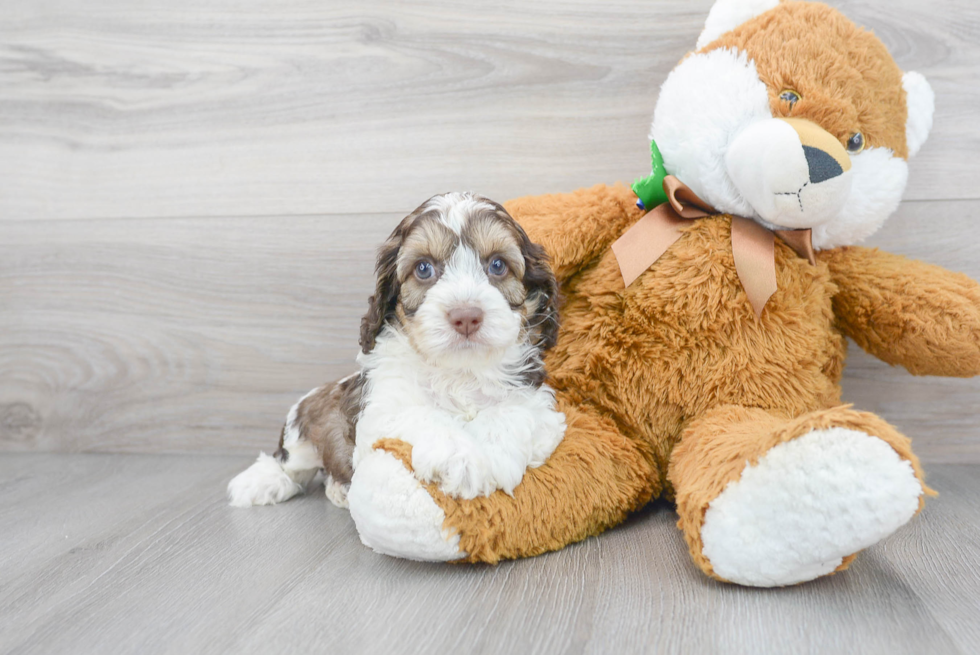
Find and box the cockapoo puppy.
[228,192,566,508]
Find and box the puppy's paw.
[227,453,304,507]
[410,434,456,483]
[412,436,493,500]
[528,408,566,467]
[439,445,495,499]
[325,473,350,509]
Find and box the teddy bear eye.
[846,132,865,153]
[779,89,801,107]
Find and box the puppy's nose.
[448,307,484,337]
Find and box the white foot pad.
[347,450,466,561]
[700,428,923,587]
[227,453,304,507]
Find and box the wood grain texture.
[0,0,978,222]
[1,454,977,655]
[2,200,978,460]
[0,213,391,454]
[1,0,978,459]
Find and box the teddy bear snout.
[804,146,844,184]
[725,117,851,230]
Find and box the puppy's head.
[359,193,559,373]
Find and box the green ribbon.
[631,139,669,210]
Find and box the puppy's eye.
[414,260,434,280]
[779,89,800,108]
[846,132,865,153]
[487,257,508,277]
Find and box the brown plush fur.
[374,395,660,563]
[822,246,980,376]
[360,2,980,578]
[366,178,979,571]
[703,1,910,158]
[668,404,934,582]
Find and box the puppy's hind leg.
[227,440,322,508]
[227,388,325,508]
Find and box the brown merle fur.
[274,373,365,485]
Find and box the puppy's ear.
[359,221,407,354]
[482,198,562,352]
[521,234,561,351]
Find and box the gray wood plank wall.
[2,0,979,461]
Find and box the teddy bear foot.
[699,427,923,587]
[347,447,466,561]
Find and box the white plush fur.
[696,0,779,50]
[653,48,773,221]
[903,71,935,158]
[651,45,927,249]
[227,439,322,508]
[348,449,465,561]
[810,147,908,248]
[726,117,852,230]
[700,428,923,587]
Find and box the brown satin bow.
[611,175,816,317]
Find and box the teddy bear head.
[650,0,935,249]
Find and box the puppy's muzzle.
[448,307,484,337]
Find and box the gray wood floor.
[1,454,978,655]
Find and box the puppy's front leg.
[411,429,495,500]
[463,397,566,496]
[402,409,495,500]
[356,406,494,500]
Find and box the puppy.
[228,192,565,508]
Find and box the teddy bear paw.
[347,448,467,561]
[699,427,923,587]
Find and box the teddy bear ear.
[696,0,780,50]
[903,71,935,158]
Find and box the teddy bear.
[345,0,980,586]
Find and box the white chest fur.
[352,331,566,499]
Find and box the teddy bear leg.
[347,399,659,563]
[668,405,933,587]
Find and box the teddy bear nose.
[449,307,484,337]
[804,146,844,184]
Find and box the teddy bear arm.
[820,246,980,377]
[505,182,644,283]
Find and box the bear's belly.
[545,217,846,462]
